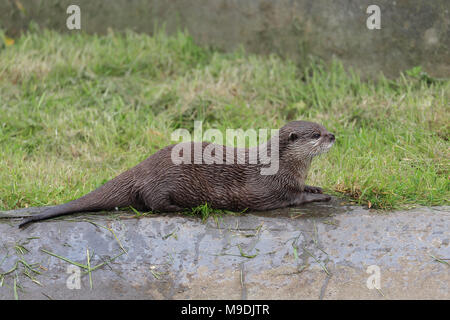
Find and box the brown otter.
[19,121,335,228]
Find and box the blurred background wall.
[1,0,448,78]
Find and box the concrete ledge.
[0,201,448,299]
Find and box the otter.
[19,121,335,228]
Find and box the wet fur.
[19,121,335,228]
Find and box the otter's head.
[279,121,335,161]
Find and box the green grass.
[0,28,448,211]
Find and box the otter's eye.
[312,133,321,139]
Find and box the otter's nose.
[328,133,335,141]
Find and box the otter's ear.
[289,132,298,141]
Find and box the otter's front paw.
[304,185,323,194]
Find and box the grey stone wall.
[1,0,449,78]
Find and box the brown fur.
[19,121,335,228]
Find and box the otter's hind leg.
[146,196,185,213]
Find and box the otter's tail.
[19,173,135,228]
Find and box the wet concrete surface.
[0,198,448,300]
